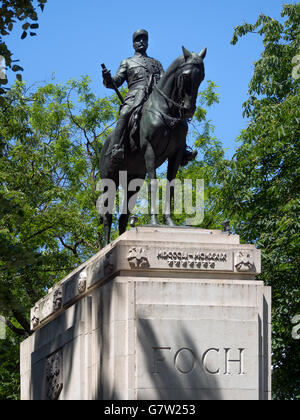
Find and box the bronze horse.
[98,46,206,245]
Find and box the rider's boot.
[181,146,198,166]
[108,118,127,174]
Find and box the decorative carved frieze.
[78,270,87,294]
[234,251,255,272]
[38,287,63,324]
[30,230,260,331]
[31,305,39,329]
[127,247,150,268]
[53,288,62,311]
[45,349,63,400]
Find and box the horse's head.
[175,46,206,119]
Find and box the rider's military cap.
[132,29,148,42]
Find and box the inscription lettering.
[202,348,220,375]
[151,346,246,376]
[152,347,171,374]
[174,348,196,374]
[224,348,245,375]
[157,249,227,269]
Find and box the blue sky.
[4,0,290,158]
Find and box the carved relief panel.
[45,349,63,400]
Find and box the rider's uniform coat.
[104,52,164,115]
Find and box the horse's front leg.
[119,184,143,234]
[144,142,159,225]
[103,212,112,247]
[98,178,118,247]
[164,150,184,226]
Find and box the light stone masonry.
[20,227,271,400]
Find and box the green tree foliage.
[0,327,21,400]
[0,0,47,95]
[0,77,120,399]
[181,80,225,228]
[218,3,300,399]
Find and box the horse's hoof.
[164,216,176,227]
[150,216,160,226]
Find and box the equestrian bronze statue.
[99,29,206,245]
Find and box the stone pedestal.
[20,227,271,400]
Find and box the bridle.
[154,84,186,112]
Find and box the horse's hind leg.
[119,175,145,234]
[103,212,112,246]
[144,143,159,225]
[98,178,118,247]
[164,150,184,226]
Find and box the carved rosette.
[45,349,63,400]
[127,247,150,269]
[31,305,40,329]
[235,250,255,272]
[53,288,62,311]
[77,270,87,294]
[104,250,114,275]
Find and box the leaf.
[12,65,24,72]
[228,3,300,400]
[22,23,30,30]
[20,31,27,40]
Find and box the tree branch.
[66,87,92,147]
[11,309,31,335]
[0,316,26,336]
[58,236,83,257]
[23,222,56,243]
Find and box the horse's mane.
[156,55,185,89]
[157,53,203,89]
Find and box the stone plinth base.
[20,227,271,400]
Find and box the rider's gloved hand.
[102,68,112,87]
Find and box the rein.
[153,60,201,116]
[147,58,203,128]
[154,84,185,112]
